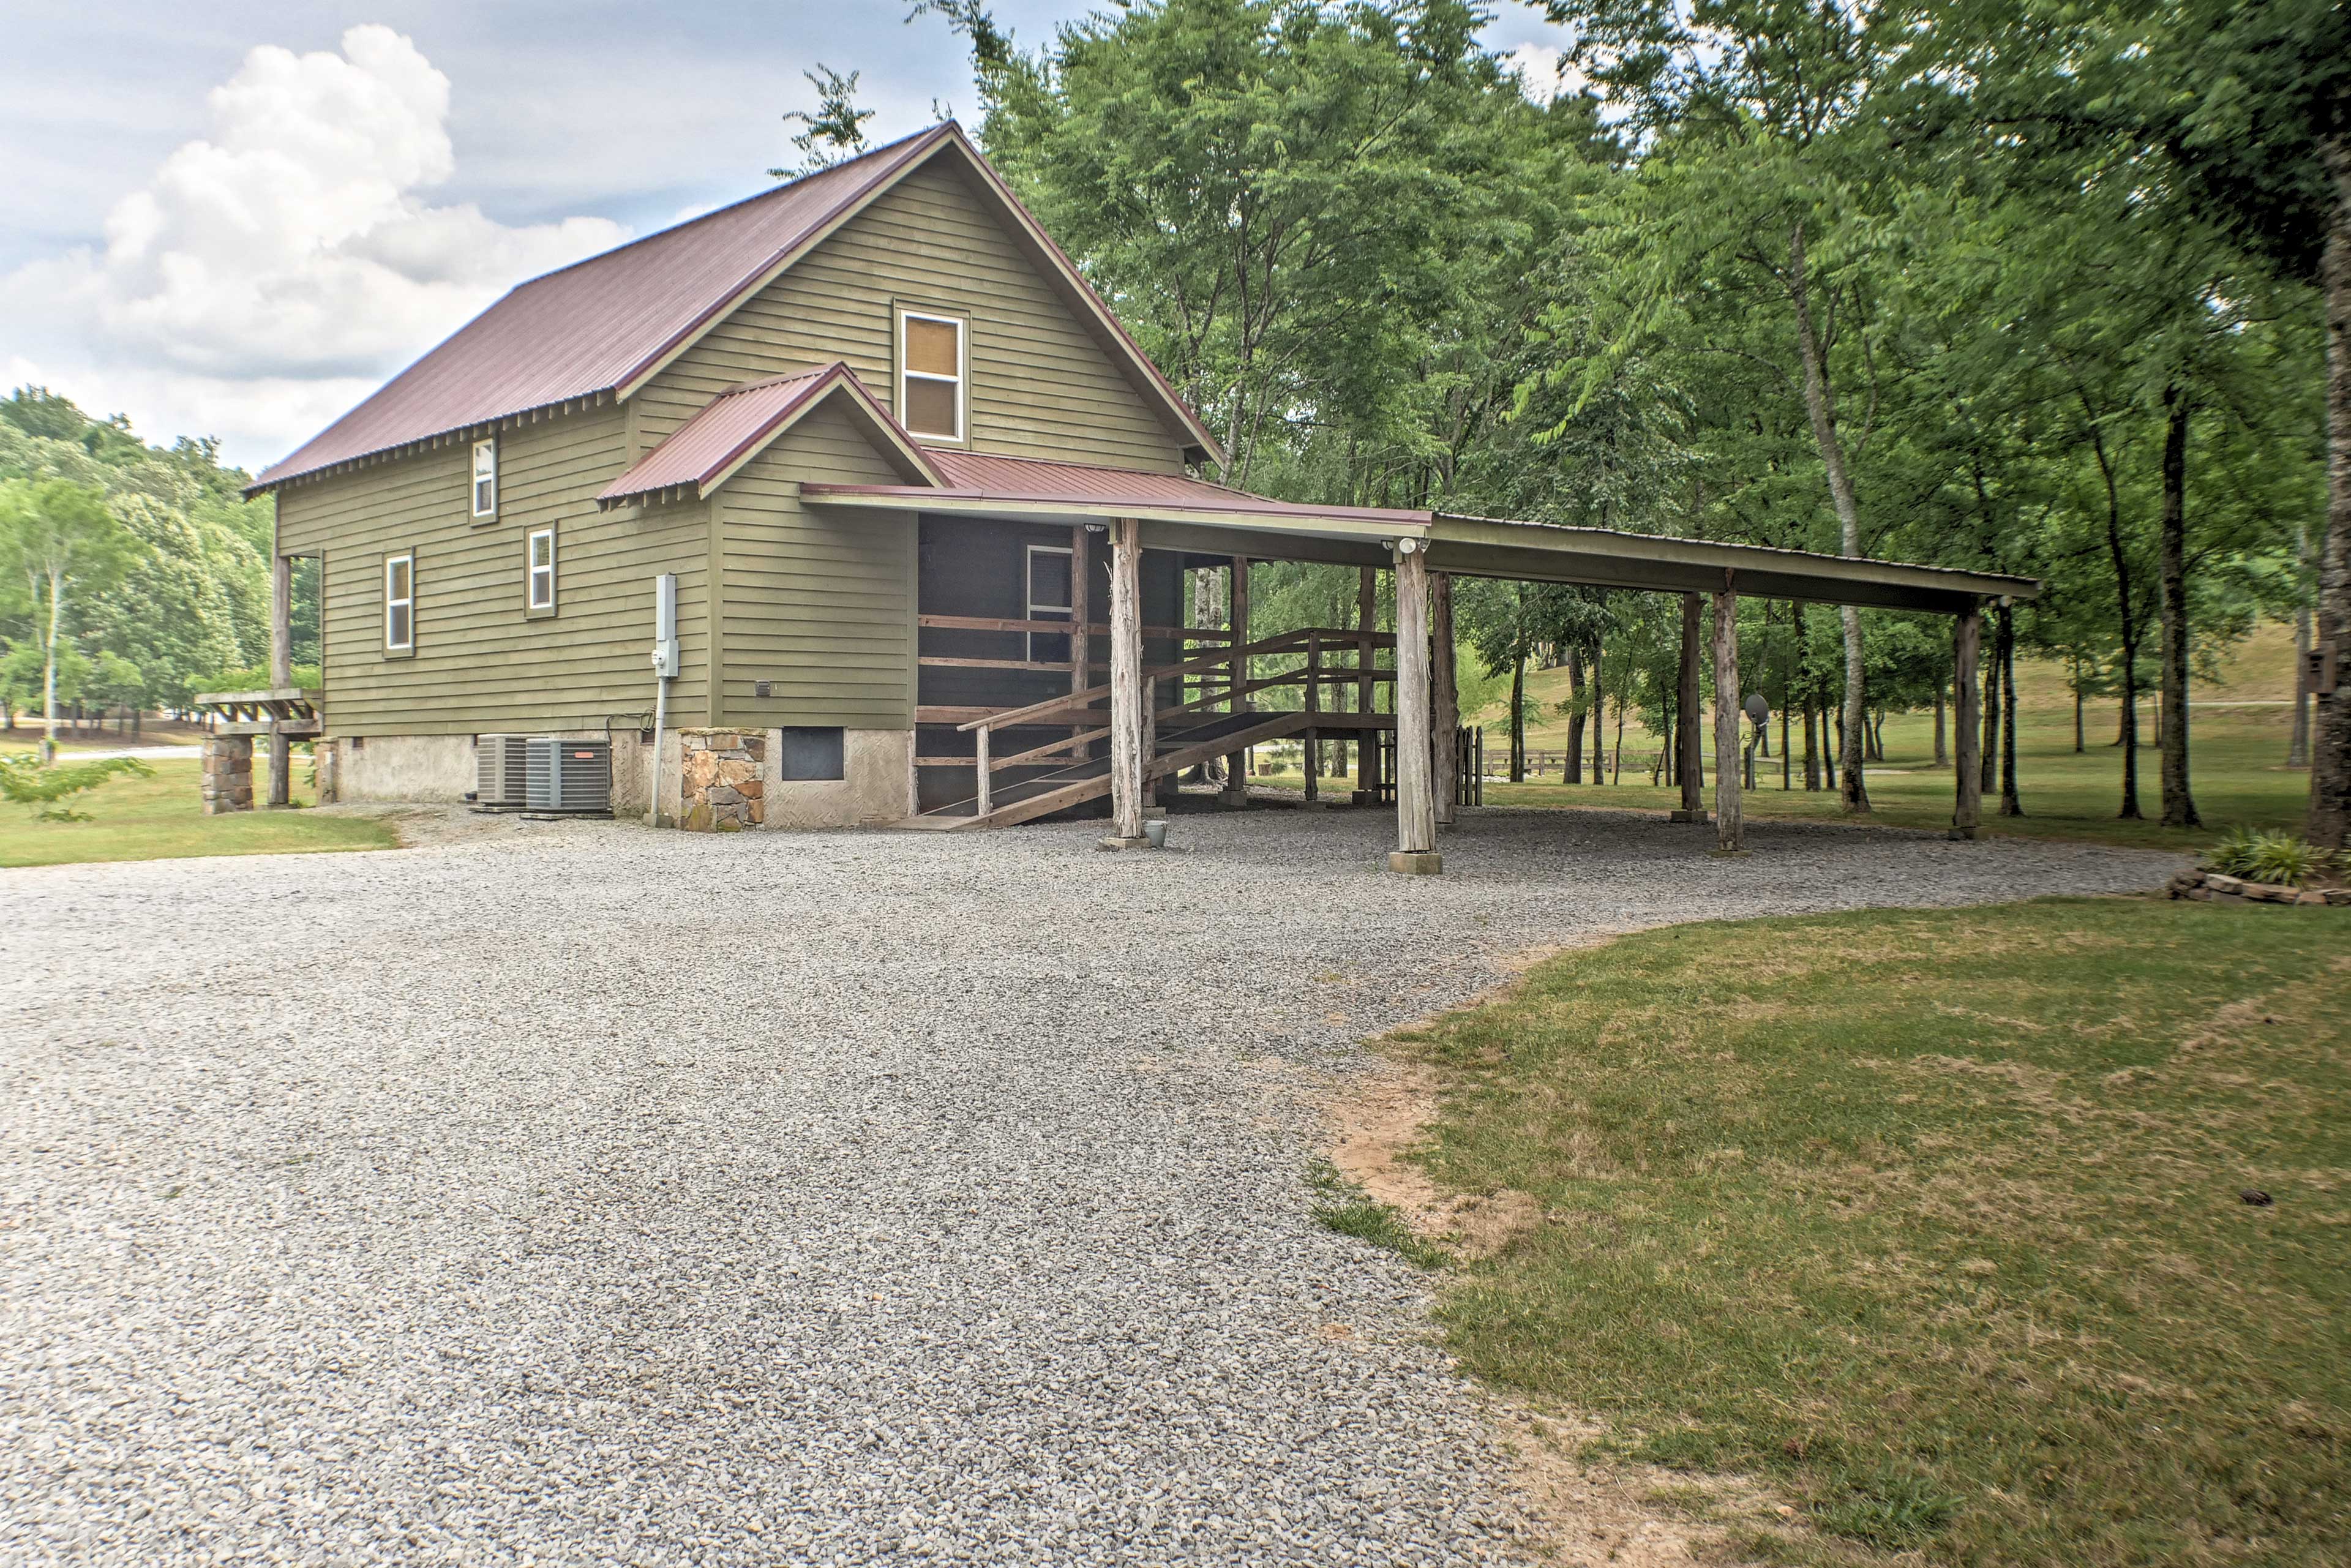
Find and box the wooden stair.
[899,709,1308,830]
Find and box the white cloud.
[1504,40,1586,102]
[0,24,626,467]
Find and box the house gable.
[635,156,1195,476]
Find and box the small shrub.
[0,752,152,821]
[2205,827,2336,888]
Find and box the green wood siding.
[274,405,713,735]
[714,400,916,729]
[639,162,1189,473]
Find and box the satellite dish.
[1744,692,1770,725]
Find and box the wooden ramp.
[899,710,1308,830]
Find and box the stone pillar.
[678,728,766,831]
[201,735,254,815]
[1389,544,1440,874]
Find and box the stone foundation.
[680,729,765,831]
[201,735,253,814]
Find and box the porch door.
[1026,544,1073,664]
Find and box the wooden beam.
[1432,571,1458,827]
[1108,517,1145,842]
[1713,582,1743,851]
[1070,525,1090,758]
[1676,592,1705,822]
[1389,547,1438,871]
[1304,632,1322,805]
[1952,606,1984,839]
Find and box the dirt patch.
[1325,1060,1544,1261]
[310,802,627,851]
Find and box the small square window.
[776,726,845,781]
[527,527,555,612]
[897,310,964,441]
[471,438,498,519]
[384,553,414,652]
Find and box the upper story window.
[471,437,498,518]
[527,527,556,612]
[384,553,414,652]
[898,310,966,443]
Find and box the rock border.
[2167,868,2350,907]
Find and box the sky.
[0,2,1575,473]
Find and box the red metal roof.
[598,364,939,502]
[251,124,1223,492]
[830,448,1431,525]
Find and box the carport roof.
[801,471,2038,615]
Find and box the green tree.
[0,479,137,759]
[771,66,876,178]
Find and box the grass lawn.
[0,756,396,868]
[1390,897,2350,1566]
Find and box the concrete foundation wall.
[330,733,477,802]
[762,729,913,829]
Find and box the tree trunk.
[2158,386,2200,827]
[2074,659,2087,752]
[1613,699,1625,784]
[1804,699,1820,790]
[1933,679,1948,766]
[2308,134,2351,846]
[1998,601,2023,817]
[1564,645,1586,783]
[2291,523,2313,767]
[43,566,62,762]
[1788,220,1870,812]
[1509,650,1526,783]
[1981,636,2000,793]
[1591,636,1607,783]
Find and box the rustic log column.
[268,553,293,807]
[1388,544,1439,874]
[1221,555,1250,806]
[1672,592,1705,822]
[1355,565,1379,804]
[1104,518,1147,846]
[1069,525,1090,757]
[1432,571,1459,827]
[1951,605,1984,839]
[1712,582,1744,852]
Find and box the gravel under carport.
[2,805,2181,1567]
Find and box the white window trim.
[897,309,967,443]
[471,437,498,519]
[1025,543,1073,664]
[384,552,414,652]
[527,527,556,612]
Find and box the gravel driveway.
[2,806,2180,1566]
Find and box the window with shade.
[898,310,965,442]
[471,437,498,519]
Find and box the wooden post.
[1069,525,1090,757]
[1144,675,1158,805]
[1303,632,1322,806]
[976,725,992,818]
[1712,582,1743,852]
[1355,565,1379,804]
[1222,555,1250,805]
[1389,545,1439,873]
[1106,517,1146,844]
[268,553,293,807]
[1673,592,1704,822]
[1952,606,1984,839]
[1432,571,1458,827]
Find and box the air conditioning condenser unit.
[476,734,530,808]
[525,737,612,814]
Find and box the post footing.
[1352,790,1379,806]
[1097,835,1154,852]
[1217,790,1250,809]
[1946,826,1981,841]
[1668,808,1709,823]
[1387,849,1444,876]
